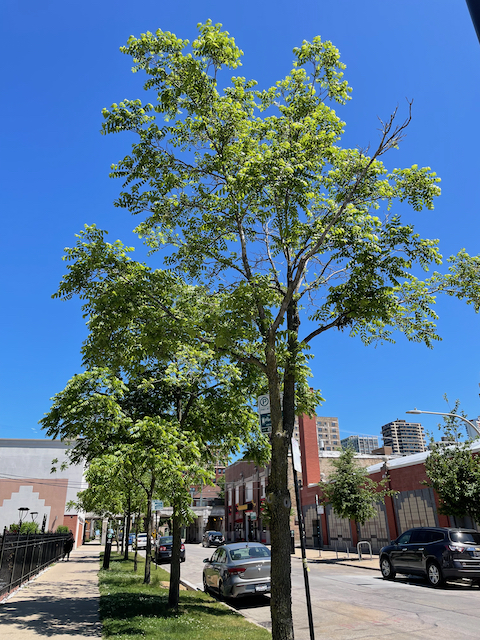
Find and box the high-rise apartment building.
[293,415,341,452]
[381,420,426,455]
[340,434,379,454]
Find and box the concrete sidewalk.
[293,546,381,571]
[0,543,102,640]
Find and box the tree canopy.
[425,400,480,525]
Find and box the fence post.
[0,527,7,570]
[20,532,30,586]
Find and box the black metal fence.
[0,529,69,599]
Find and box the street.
[160,543,480,639]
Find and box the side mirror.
[203,558,210,563]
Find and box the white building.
[0,439,87,545]
[340,434,380,454]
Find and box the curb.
[179,578,199,591]
[191,583,271,633]
[293,554,380,572]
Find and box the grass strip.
[99,552,271,640]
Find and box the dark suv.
[380,527,480,587]
[202,530,224,548]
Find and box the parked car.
[153,536,186,563]
[136,533,148,549]
[380,527,480,587]
[202,531,225,548]
[203,542,271,598]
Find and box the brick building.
[300,441,480,553]
[224,413,358,544]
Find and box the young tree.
[41,367,211,591]
[425,400,480,525]
[320,447,393,541]
[68,453,145,558]
[97,22,480,639]
[42,239,270,601]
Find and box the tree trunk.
[120,515,125,556]
[133,511,139,572]
[168,507,182,609]
[266,339,294,640]
[124,502,131,561]
[144,477,155,584]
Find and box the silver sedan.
[203,542,271,598]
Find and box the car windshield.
[160,536,173,544]
[210,533,222,537]
[228,546,270,560]
[450,531,480,545]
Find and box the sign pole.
[315,494,324,557]
[291,438,315,640]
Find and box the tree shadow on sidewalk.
[0,593,101,637]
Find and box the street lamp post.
[18,507,29,527]
[406,408,480,437]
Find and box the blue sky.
[1,0,479,444]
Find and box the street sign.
[257,395,270,415]
[291,437,302,472]
[152,500,164,511]
[238,502,255,511]
[260,413,272,434]
[316,505,324,515]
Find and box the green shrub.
[9,522,40,534]
[57,525,70,534]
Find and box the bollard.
[290,529,295,554]
[103,532,113,569]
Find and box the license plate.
[256,584,269,592]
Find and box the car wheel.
[380,556,396,580]
[181,556,186,563]
[426,561,445,588]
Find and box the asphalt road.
[162,542,480,640]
